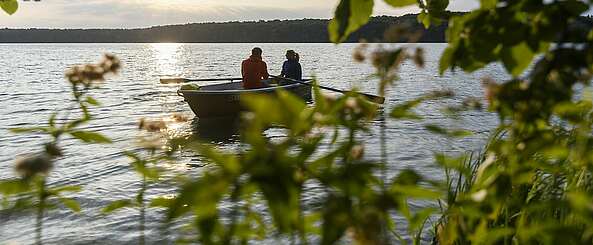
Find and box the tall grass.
[434,126,593,244]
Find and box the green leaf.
[383,0,417,7]
[391,91,452,119]
[65,118,90,131]
[392,185,442,199]
[328,0,374,43]
[321,196,350,245]
[554,101,593,124]
[425,124,472,138]
[149,197,173,208]
[86,96,100,106]
[439,45,455,75]
[10,127,50,134]
[0,179,30,195]
[390,96,427,120]
[58,197,81,213]
[242,94,284,124]
[49,185,82,194]
[393,169,422,185]
[391,104,422,120]
[304,212,322,235]
[70,131,112,144]
[480,0,497,9]
[426,0,449,12]
[123,151,142,162]
[49,113,58,127]
[500,42,534,77]
[276,90,308,123]
[1,0,18,15]
[102,200,134,214]
[131,161,161,180]
[558,1,589,16]
[417,10,430,29]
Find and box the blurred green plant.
[0,55,120,244]
[329,0,450,43]
[101,119,190,245]
[1,0,41,15]
[329,0,593,244]
[144,39,469,244]
[3,0,593,244]
[0,0,18,15]
[332,0,593,244]
[160,82,451,244]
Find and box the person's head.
[252,47,263,56]
[285,50,296,60]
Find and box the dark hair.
[252,47,263,55]
[286,50,298,61]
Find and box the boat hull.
[178,82,312,118]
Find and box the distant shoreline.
[1,13,591,43]
[0,14,448,43]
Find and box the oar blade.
[160,78,189,84]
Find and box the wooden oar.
[160,77,243,84]
[271,75,385,104]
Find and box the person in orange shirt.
[241,47,269,89]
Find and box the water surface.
[0,43,506,244]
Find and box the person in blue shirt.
[280,50,302,81]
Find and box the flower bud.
[413,47,425,68]
[45,143,63,157]
[15,154,54,178]
[138,118,167,132]
[172,113,189,122]
[350,145,365,160]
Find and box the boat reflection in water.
[189,116,242,144]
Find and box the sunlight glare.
[151,43,183,76]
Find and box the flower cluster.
[66,54,121,87]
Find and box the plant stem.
[36,178,46,245]
[379,109,389,243]
[139,176,146,245]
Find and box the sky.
[0,0,480,29]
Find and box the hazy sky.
[0,0,479,29]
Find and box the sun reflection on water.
[151,43,183,76]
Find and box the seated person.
[280,50,302,81]
[241,47,270,89]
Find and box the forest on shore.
[1,14,439,43]
[0,13,568,43]
[2,13,592,43]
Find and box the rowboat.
[177,79,312,118]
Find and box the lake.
[0,43,506,244]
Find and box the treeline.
[0,14,444,43]
[0,13,592,43]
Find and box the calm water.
[0,43,507,244]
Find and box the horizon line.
[0,13,425,31]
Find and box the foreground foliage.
[0,55,120,244]
[3,0,593,244]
